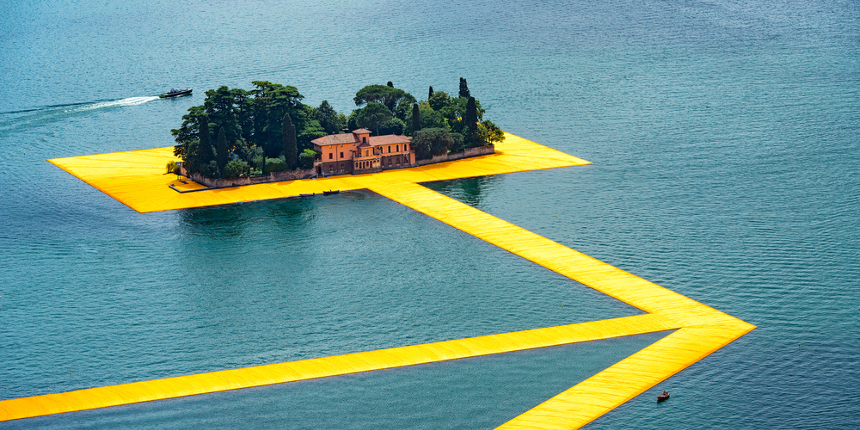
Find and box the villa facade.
[312,128,415,176]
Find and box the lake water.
[1,0,858,428]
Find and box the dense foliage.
[173,79,503,178]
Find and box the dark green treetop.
[354,84,416,119]
[459,77,470,98]
[354,102,393,135]
[411,103,420,136]
[216,126,229,178]
[282,112,298,169]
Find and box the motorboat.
[159,88,192,98]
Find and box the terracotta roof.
[368,135,411,146]
[352,128,372,134]
[311,132,411,148]
[311,133,359,146]
[356,140,372,148]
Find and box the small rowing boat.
[657,391,670,402]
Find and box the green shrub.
[299,149,318,169]
[265,157,288,173]
[166,161,180,174]
[222,160,249,179]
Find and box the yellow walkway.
[48,133,589,213]
[5,133,756,428]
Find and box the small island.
[170,79,504,188]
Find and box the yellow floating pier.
[48,133,589,213]
[5,132,756,428]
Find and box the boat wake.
[76,96,160,111]
[0,96,161,133]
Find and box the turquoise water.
[1,0,859,428]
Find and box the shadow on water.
[423,176,500,207]
[176,197,314,240]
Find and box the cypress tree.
[465,97,479,145]
[283,112,298,169]
[411,103,420,136]
[216,126,228,177]
[387,81,394,87]
[198,114,213,166]
[459,77,470,98]
[428,86,434,100]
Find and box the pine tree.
[412,103,420,136]
[428,86,434,100]
[216,126,228,178]
[283,112,298,169]
[459,77,470,98]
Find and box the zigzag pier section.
[11,132,755,428]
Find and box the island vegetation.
[171,78,504,180]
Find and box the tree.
[428,90,453,111]
[411,103,420,136]
[203,86,246,147]
[379,118,405,135]
[216,126,229,178]
[428,86,434,100]
[477,120,505,145]
[316,100,343,135]
[418,102,447,130]
[250,81,304,158]
[198,114,213,166]
[354,84,416,118]
[172,105,207,173]
[459,77,470,98]
[464,96,479,146]
[282,112,298,169]
[412,128,460,160]
[387,81,394,87]
[354,102,393,135]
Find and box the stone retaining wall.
[191,168,315,189]
[184,145,493,188]
[416,144,495,166]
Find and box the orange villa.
[312,128,415,176]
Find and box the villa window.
[328,153,333,160]
[396,145,399,152]
[340,152,344,158]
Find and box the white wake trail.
[75,96,160,111]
